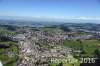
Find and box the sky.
[0,0,100,20]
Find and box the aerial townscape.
[0,20,100,66]
[0,0,100,66]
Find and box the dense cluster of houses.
[13,27,100,66]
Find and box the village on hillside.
[0,23,100,66]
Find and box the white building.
[13,34,25,41]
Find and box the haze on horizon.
[0,0,100,23]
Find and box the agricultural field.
[0,42,19,66]
[64,40,100,56]
[49,40,100,66]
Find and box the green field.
[64,40,100,57]
[50,40,100,66]
[0,42,19,66]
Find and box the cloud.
[63,17,100,23]
[75,17,100,21]
[0,15,100,23]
